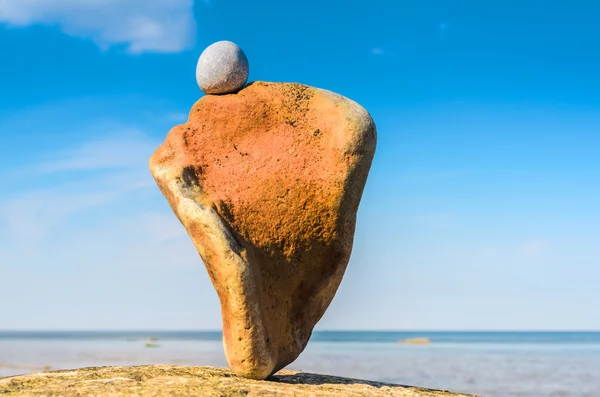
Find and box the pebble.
[196,41,249,95]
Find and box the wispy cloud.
[0,127,198,269]
[369,47,397,58]
[412,212,457,230]
[438,21,453,41]
[32,131,158,174]
[0,0,196,53]
[1,131,156,244]
[438,21,451,31]
[519,239,549,261]
[166,112,189,123]
[396,169,467,183]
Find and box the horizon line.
[1,329,599,333]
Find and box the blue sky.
[1,0,600,331]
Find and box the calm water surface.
[1,331,599,397]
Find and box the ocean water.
[1,331,599,396]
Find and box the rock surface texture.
[0,365,476,397]
[196,41,249,95]
[149,82,377,379]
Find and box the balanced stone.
[149,82,376,379]
[196,41,249,95]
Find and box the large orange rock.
[149,82,376,379]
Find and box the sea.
[1,331,599,397]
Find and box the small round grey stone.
[196,41,249,95]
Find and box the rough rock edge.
[148,81,377,379]
[0,365,476,397]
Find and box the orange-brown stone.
[149,82,376,379]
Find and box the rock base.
[0,365,475,396]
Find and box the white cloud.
[438,22,451,31]
[0,0,196,53]
[519,239,549,261]
[166,112,189,123]
[0,104,223,329]
[412,212,457,230]
[369,47,397,58]
[0,130,209,327]
[396,169,466,183]
[33,130,159,173]
[1,131,158,246]
[0,128,199,269]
